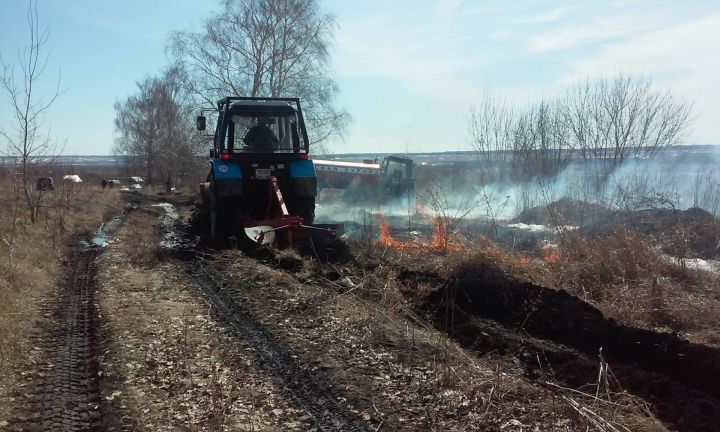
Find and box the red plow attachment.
[243,176,340,248]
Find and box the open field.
[2,0,719,429]
[1,155,719,431]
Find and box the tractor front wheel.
[209,198,218,238]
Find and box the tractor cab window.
[224,113,301,153]
[382,159,410,179]
[381,158,412,195]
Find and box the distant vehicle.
[314,155,414,199]
[36,177,55,191]
[62,175,83,183]
[120,184,143,193]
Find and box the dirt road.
[6,195,693,430]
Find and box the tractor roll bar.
[216,96,310,153]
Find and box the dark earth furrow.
[407,264,720,431]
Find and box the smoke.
[315,193,415,223]
[452,146,720,221]
[315,146,720,231]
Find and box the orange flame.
[429,217,451,249]
[377,214,411,249]
[376,214,462,251]
[541,245,561,263]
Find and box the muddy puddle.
[80,203,139,249]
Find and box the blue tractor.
[196,97,335,247]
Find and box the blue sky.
[1,0,718,155]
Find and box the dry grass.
[272,245,664,430]
[393,222,720,347]
[0,177,123,417]
[527,229,720,344]
[345,214,720,348]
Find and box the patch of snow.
[153,202,178,214]
[507,223,549,232]
[507,223,578,233]
[661,254,720,272]
[152,203,186,249]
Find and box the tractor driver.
[243,118,278,151]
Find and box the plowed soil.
[4,194,680,431]
[398,260,720,431]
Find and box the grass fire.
[2,1,720,431]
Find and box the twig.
[370,401,385,431]
[541,381,627,408]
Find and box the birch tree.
[114,66,205,186]
[169,0,348,145]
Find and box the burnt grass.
[224,236,720,430]
[184,196,720,430]
[394,261,720,431]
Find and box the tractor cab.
[197,97,310,159]
[380,155,414,197]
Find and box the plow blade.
[242,222,344,248]
[243,225,276,245]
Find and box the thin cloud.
[564,14,720,143]
[527,15,659,53]
[328,0,720,152]
[513,8,566,24]
[436,0,463,14]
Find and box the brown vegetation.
[207,244,665,431]
[354,229,719,428]
[0,179,122,421]
[539,229,720,346]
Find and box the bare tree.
[512,100,571,180]
[114,66,205,186]
[470,75,692,183]
[0,1,62,223]
[168,0,349,145]
[469,96,570,181]
[468,94,516,179]
[558,75,692,176]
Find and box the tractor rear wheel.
[294,197,315,225]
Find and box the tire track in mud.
[9,204,136,431]
[153,200,366,431]
[185,262,367,432]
